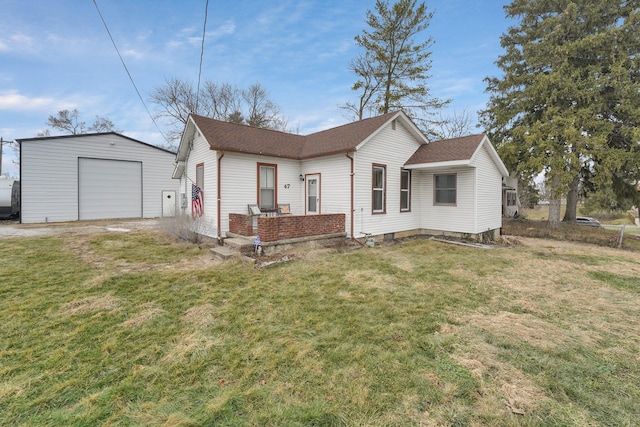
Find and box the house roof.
[188,111,413,160]
[179,113,509,176]
[191,114,306,158]
[404,133,509,176]
[404,133,486,165]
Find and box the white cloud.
[0,90,89,112]
[210,21,236,38]
[0,32,34,52]
[0,91,56,111]
[122,48,145,59]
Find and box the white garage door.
[79,158,142,220]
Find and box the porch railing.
[229,213,345,242]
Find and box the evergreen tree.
[343,0,448,138]
[481,0,640,226]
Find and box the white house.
[18,133,179,224]
[173,111,509,242]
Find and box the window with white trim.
[372,164,386,213]
[434,173,456,205]
[196,163,204,189]
[258,164,276,210]
[400,169,411,211]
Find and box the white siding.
[472,143,503,232]
[302,154,351,232]
[178,130,217,237]
[20,134,178,224]
[219,153,301,235]
[420,168,477,234]
[353,120,423,237]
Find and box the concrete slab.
[211,246,238,260]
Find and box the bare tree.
[201,82,242,122]
[150,78,289,140]
[149,78,199,141]
[432,108,476,140]
[46,109,86,134]
[88,116,120,133]
[46,109,120,135]
[242,83,287,130]
[340,52,384,121]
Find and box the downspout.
[217,151,224,244]
[346,151,357,242]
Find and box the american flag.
[192,184,203,219]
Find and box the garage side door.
[79,158,142,220]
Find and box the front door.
[306,174,320,215]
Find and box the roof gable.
[405,134,486,166]
[404,133,509,176]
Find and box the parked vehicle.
[576,216,601,227]
[0,176,20,219]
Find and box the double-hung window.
[196,163,204,189]
[258,163,276,210]
[434,173,456,205]
[372,164,386,214]
[400,169,411,212]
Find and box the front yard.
[1,228,639,426]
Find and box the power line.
[195,0,210,113]
[92,0,169,143]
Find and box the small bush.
[160,215,206,244]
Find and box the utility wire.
[195,0,210,114]
[92,0,169,143]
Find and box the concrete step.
[224,237,256,252]
[211,246,238,260]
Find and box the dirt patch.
[0,219,161,239]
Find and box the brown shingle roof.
[405,133,486,165]
[191,114,306,158]
[191,112,399,160]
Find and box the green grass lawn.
[1,230,640,426]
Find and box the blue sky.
[1,0,512,177]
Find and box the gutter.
[217,151,224,244]
[346,151,355,241]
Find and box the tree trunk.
[548,196,562,229]
[548,174,562,228]
[563,174,580,222]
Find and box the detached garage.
[18,133,179,224]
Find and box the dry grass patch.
[163,332,221,363]
[344,269,398,291]
[182,303,216,328]
[59,294,121,316]
[121,302,166,328]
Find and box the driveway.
[0,219,162,239]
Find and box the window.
[372,164,386,213]
[258,163,276,210]
[400,169,411,211]
[196,163,204,189]
[434,174,456,205]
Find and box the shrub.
[160,215,207,244]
